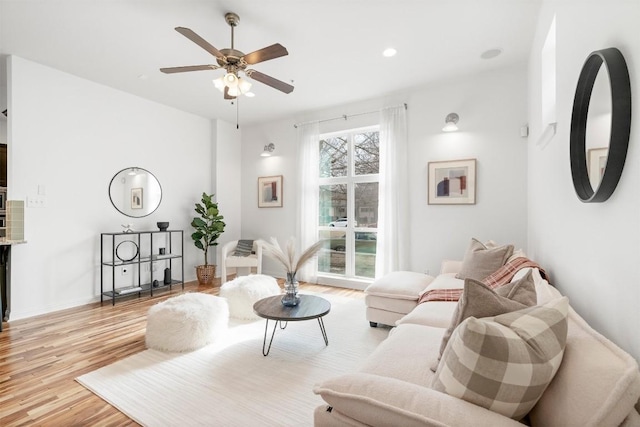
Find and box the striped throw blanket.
[417,257,548,304]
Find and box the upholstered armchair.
[220,240,263,284]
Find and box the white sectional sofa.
[313,260,640,426]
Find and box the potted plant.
[191,193,225,286]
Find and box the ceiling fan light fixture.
[161,11,294,106]
[213,76,225,91]
[238,78,252,93]
[223,72,238,87]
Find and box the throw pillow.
[433,270,537,370]
[232,239,254,257]
[432,297,569,421]
[456,238,514,281]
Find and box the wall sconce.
[260,143,275,157]
[442,113,459,132]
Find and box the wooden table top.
[253,294,331,321]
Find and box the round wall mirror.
[585,67,611,190]
[570,47,631,203]
[109,167,162,217]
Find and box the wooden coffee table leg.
[318,317,328,346]
[262,319,280,356]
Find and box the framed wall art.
[131,187,143,209]
[428,159,476,205]
[258,175,283,208]
[587,147,608,187]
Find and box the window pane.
[319,184,347,226]
[319,136,347,177]
[318,230,346,275]
[354,132,379,175]
[355,182,379,228]
[355,231,377,278]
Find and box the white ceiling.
[0,0,542,126]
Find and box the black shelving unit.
[100,230,184,305]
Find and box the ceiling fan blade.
[224,86,236,100]
[246,70,294,94]
[243,43,288,65]
[160,65,219,74]
[175,27,224,59]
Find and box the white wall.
[528,0,640,361]
[7,56,213,319]
[213,119,242,268]
[241,64,529,278]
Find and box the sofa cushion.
[419,273,464,296]
[432,297,569,421]
[365,294,418,315]
[507,248,527,264]
[396,301,458,328]
[359,323,443,387]
[365,271,434,300]
[313,373,525,427]
[528,306,640,427]
[456,238,514,281]
[437,270,537,362]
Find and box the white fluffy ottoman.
[145,293,229,352]
[219,274,281,320]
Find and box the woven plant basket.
[196,265,216,286]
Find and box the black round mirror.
[570,47,631,203]
[108,167,162,217]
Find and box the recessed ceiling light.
[383,48,397,58]
[245,92,255,98]
[480,48,503,60]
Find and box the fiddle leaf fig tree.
[191,193,225,266]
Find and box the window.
[317,127,379,280]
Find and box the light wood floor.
[0,279,364,426]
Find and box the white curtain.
[296,121,320,282]
[375,105,409,278]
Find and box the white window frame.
[317,125,380,289]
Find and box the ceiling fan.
[160,12,294,99]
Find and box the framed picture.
[258,175,283,208]
[131,187,143,210]
[588,147,608,185]
[428,159,476,205]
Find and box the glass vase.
[281,272,300,307]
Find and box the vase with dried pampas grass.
[259,237,326,306]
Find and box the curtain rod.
[293,103,407,128]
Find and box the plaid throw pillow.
[431,270,537,372]
[232,240,254,257]
[432,297,569,421]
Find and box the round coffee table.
[253,294,331,356]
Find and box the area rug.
[76,293,389,426]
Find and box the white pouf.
[219,274,281,320]
[145,293,229,352]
